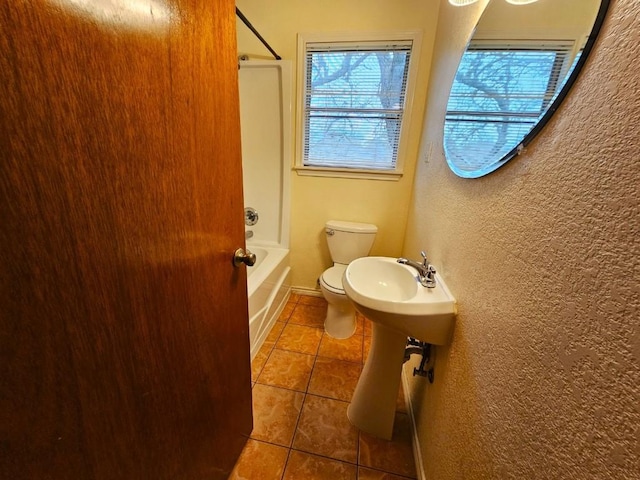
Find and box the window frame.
[295,32,422,181]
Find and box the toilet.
[319,220,378,339]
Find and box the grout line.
[253,342,275,383]
[289,447,361,467]
[304,352,318,394]
[280,445,292,480]
[288,391,306,459]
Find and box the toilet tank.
[325,220,378,265]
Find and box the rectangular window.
[296,34,420,179]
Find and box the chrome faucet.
[397,251,437,288]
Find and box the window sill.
[293,166,403,181]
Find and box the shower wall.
[238,60,291,248]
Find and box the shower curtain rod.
[235,7,282,60]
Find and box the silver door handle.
[233,248,256,267]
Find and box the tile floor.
[230,293,417,480]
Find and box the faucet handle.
[425,264,437,287]
[420,251,428,266]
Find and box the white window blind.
[444,40,574,173]
[302,41,412,171]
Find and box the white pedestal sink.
[342,256,456,440]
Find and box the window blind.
[303,41,412,171]
[444,40,574,173]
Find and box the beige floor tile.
[357,466,414,480]
[257,348,315,392]
[318,333,363,364]
[308,356,362,402]
[276,323,323,355]
[289,303,327,329]
[358,413,417,478]
[278,301,296,322]
[229,439,289,480]
[297,294,328,307]
[263,321,286,349]
[283,450,357,480]
[251,384,305,447]
[292,394,359,464]
[251,346,271,382]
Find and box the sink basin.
[342,256,457,440]
[342,256,456,344]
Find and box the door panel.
[0,1,252,478]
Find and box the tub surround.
[238,60,291,250]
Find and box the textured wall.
[403,0,640,478]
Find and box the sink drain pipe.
[404,337,435,383]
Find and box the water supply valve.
[405,337,435,383]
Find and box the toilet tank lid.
[326,220,378,233]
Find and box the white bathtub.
[246,244,291,360]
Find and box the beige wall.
[236,0,440,290]
[403,0,640,478]
[475,0,600,40]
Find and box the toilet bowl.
[319,220,377,339]
[320,264,355,338]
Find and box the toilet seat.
[320,265,347,295]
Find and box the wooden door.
[0,1,252,479]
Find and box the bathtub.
[246,244,291,360]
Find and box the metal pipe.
[235,7,282,61]
[404,337,435,383]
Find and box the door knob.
[233,248,256,267]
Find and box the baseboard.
[291,286,323,298]
[402,368,427,480]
